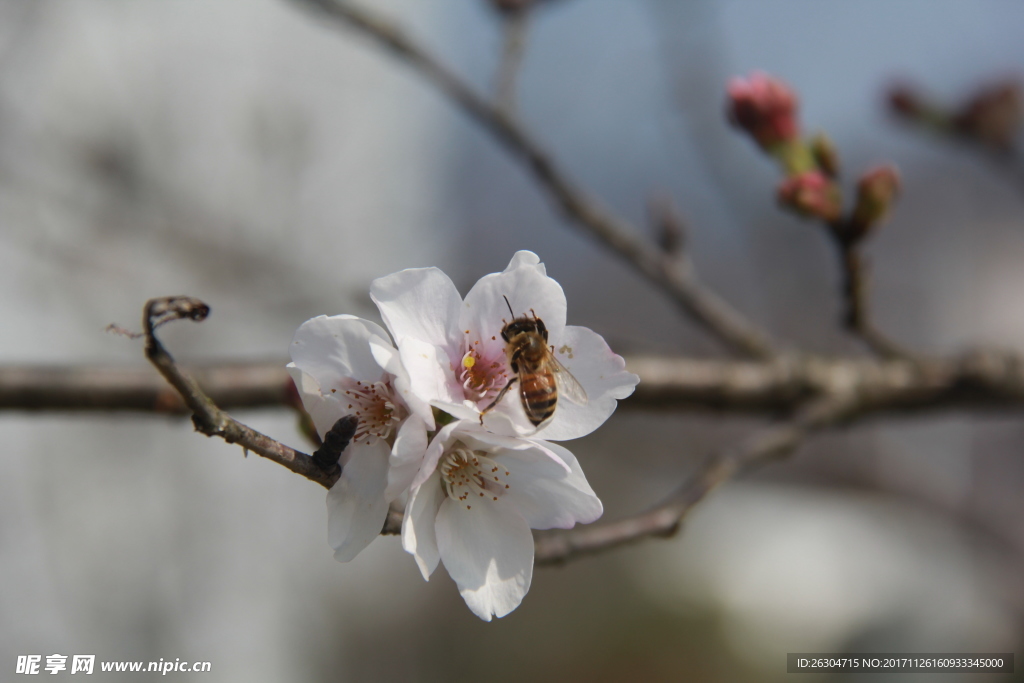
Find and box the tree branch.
[534,397,856,564]
[140,296,338,490]
[105,296,1024,561]
[494,8,529,114]
[837,241,913,359]
[0,362,295,413]
[290,0,777,359]
[10,350,1024,416]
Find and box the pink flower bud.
[849,164,900,239]
[727,72,800,148]
[777,171,842,223]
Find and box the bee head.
[502,317,535,341]
[500,295,548,342]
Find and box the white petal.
[369,336,434,429]
[456,425,571,474]
[479,394,537,436]
[370,266,462,351]
[410,421,463,489]
[460,252,567,358]
[398,336,460,407]
[401,472,445,580]
[286,365,351,440]
[501,441,603,529]
[436,496,534,621]
[386,415,429,501]
[508,250,546,274]
[531,325,639,441]
[326,439,391,562]
[290,315,390,388]
[432,404,526,442]
[430,399,482,424]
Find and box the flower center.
[337,379,403,446]
[456,339,509,406]
[439,444,510,510]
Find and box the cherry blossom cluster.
[288,251,638,620]
[728,72,901,243]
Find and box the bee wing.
[553,355,588,406]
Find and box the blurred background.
[1,0,1023,680]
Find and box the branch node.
[648,194,688,258]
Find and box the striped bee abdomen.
[519,372,557,425]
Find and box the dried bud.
[849,164,900,240]
[810,132,840,177]
[312,415,358,473]
[888,84,925,119]
[777,170,842,223]
[727,72,800,149]
[953,81,1021,151]
[648,195,687,257]
[489,0,533,14]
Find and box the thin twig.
[837,242,914,359]
[494,9,529,114]
[534,397,856,564]
[291,0,777,359]
[140,296,339,490]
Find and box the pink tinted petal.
[461,251,567,354]
[532,325,639,441]
[500,441,603,529]
[386,416,429,501]
[402,472,445,580]
[370,266,462,352]
[436,496,534,621]
[326,439,391,562]
[290,315,389,387]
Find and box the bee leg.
[479,377,518,424]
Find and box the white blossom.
[291,252,635,619]
[288,315,432,562]
[402,420,602,621]
[370,250,639,462]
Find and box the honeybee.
[481,297,588,426]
